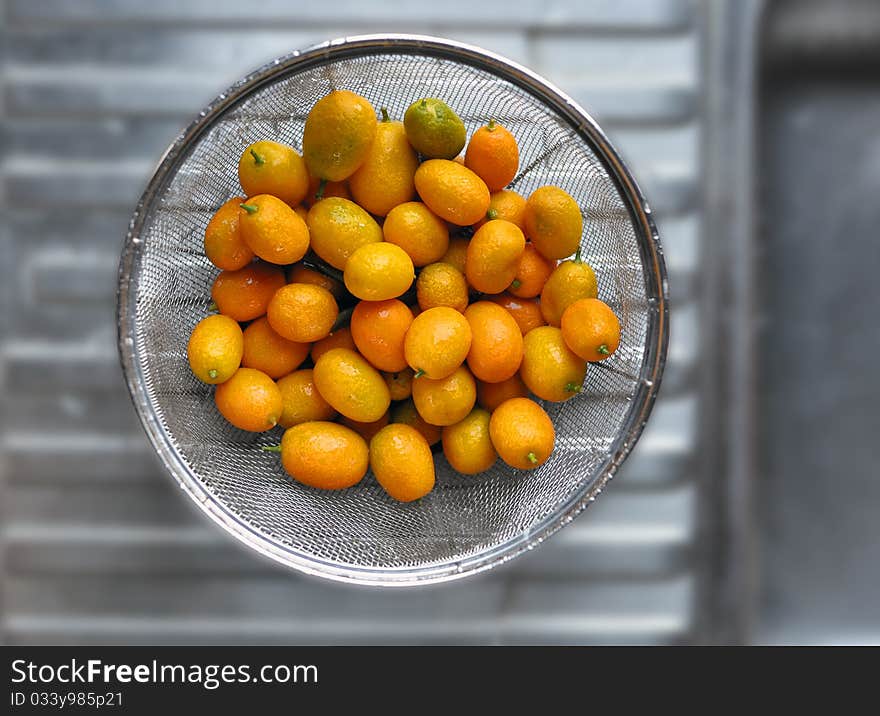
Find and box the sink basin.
[755,0,880,643]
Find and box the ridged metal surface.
[1,0,705,642]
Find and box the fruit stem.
[527,452,538,464]
[314,178,327,200]
[239,203,258,214]
[487,118,496,131]
[597,345,610,355]
[208,302,218,312]
[413,369,426,379]
[380,107,390,123]
[420,98,427,108]
[208,369,218,379]
[261,445,282,453]
[510,279,521,290]
[486,208,498,220]
[574,245,583,263]
[250,148,265,165]
[565,382,582,393]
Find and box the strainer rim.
[116,33,669,587]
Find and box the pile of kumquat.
[187,90,621,503]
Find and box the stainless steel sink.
[700,0,880,644]
[755,0,880,644]
[1,0,876,644]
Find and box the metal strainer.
[117,35,668,586]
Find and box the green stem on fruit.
[208,369,218,379]
[413,369,426,379]
[207,302,218,312]
[565,382,582,393]
[261,445,282,453]
[314,178,327,200]
[526,452,538,464]
[420,98,427,108]
[574,245,583,263]
[510,279,521,290]
[597,344,610,356]
[486,208,498,220]
[250,149,265,165]
[380,107,390,122]
[487,118,496,131]
[239,203,258,214]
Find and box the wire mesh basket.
[117,35,668,586]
